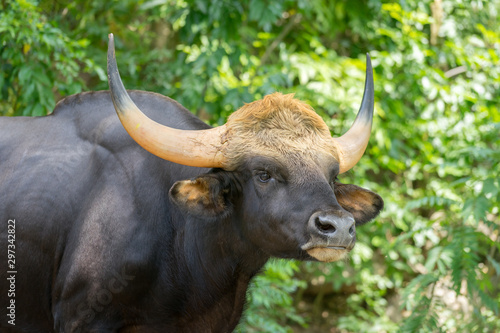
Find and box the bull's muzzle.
[302,210,356,262]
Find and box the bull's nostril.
[349,225,355,236]
[315,217,336,233]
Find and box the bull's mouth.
[306,247,349,262]
[325,246,347,250]
[301,243,352,262]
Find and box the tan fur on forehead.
[223,93,338,169]
[227,93,330,135]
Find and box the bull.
[0,34,383,332]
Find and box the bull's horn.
[107,33,227,168]
[333,54,375,174]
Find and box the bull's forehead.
[223,93,340,171]
[248,148,339,183]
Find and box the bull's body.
[1,91,252,332]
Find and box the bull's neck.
[173,214,268,330]
[181,214,268,288]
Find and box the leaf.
[482,178,499,196]
[18,66,32,84]
[473,196,490,223]
[139,0,167,10]
[487,255,500,277]
[23,43,30,54]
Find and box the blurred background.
[1,0,499,331]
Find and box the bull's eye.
[330,177,339,189]
[257,171,272,183]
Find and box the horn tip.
[107,34,115,57]
[108,34,115,53]
[365,53,372,71]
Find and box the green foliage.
[0,0,100,116]
[1,0,500,332]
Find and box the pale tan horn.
[107,34,227,168]
[333,55,375,174]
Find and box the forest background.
[1,0,499,332]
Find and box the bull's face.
[106,34,383,262]
[168,94,382,262]
[169,158,382,262]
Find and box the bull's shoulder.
[48,90,212,154]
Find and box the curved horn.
[107,34,227,168]
[333,54,374,174]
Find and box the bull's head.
[107,34,382,262]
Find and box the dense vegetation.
[1,0,499,331]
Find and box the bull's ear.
[169,171,237,219]
[334,182,383,226]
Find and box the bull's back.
[0,92,122,228]
[0,89,207,222]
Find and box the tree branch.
[259,14,302,67]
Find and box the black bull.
[0,48,383,332]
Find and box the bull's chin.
[305,247,350,262]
